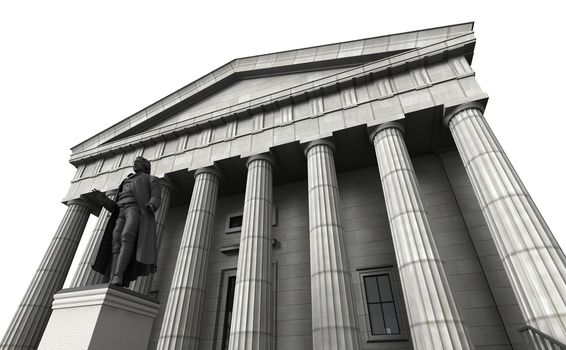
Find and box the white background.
[1,0,565,339]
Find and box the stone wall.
[147,155,520,350]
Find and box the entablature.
[64,47,487,203]
[70,23,474,159]
[70,31,476,167]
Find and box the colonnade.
[2,102,566,350]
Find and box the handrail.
[519,325,566,349]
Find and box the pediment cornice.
[70,23,475,165]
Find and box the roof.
[70,22,475,160]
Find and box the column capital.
[443,101,485,127]
[68,198,98,214]
[158,178,176,191]
[304,138,335,156]
[67,198,88,207]
[245,153,274,168]
[194,165,222,180]
[368,121,404,142]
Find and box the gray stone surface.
[229,155,274,349]
[438,150,525,349]
[38,285,159,350]
[370,123,474,349]
[65,35,483,198]
[10,24,564,350]
[1,200,92,350]
[305,139,361,350]
[156,168,220,349]
[70,23,474,158]
[446,105,566,344]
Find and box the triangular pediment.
[71,22,474,159]
[143,66,358,133]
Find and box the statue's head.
[133,156,151,174]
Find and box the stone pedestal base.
[38,284,160,350]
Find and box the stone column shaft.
[446,105,566,343]
[0,200,91,350]
[306,140,361,350]
[70,191,117,288]
[131,180,174,294]
[371,123,474,350]
[156,168,220,350]
[229,154,273,350]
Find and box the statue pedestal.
[38,284,160,350]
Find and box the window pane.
[229,215,243,229]
[368,304,385,335]
[377,275,393,302]
[221,276,236,350]
[382,302,400,334]
[364,276,380,303]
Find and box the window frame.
[357,266,409,343]
[224,206,277,234]
[224,212,244,234]
[213,268,237,350]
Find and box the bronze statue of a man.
[91,156,161,287]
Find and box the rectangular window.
[363,274,400,335]
[357,267,408,343]
[221,276,236,350]
[228,215,243,229]
[225,212,244,233]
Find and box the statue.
[90,156,162,287]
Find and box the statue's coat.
[91,172,162,286]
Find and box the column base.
[38,284,160,350]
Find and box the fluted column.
[228,154,273,350]
[0,199,92,350]
[131,179,174,294]
[370,122,474,350]
[445,103,566,343]
[70,190,117,287]
[305,139,361,350]
[156,167,220,350]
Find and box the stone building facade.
[2,23,566,350]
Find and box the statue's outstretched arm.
[91,189,117,213]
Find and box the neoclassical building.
[2,23,566,350]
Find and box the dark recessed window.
[228,215,243,229]
[221,276,236,350]
[363,274,400,335]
